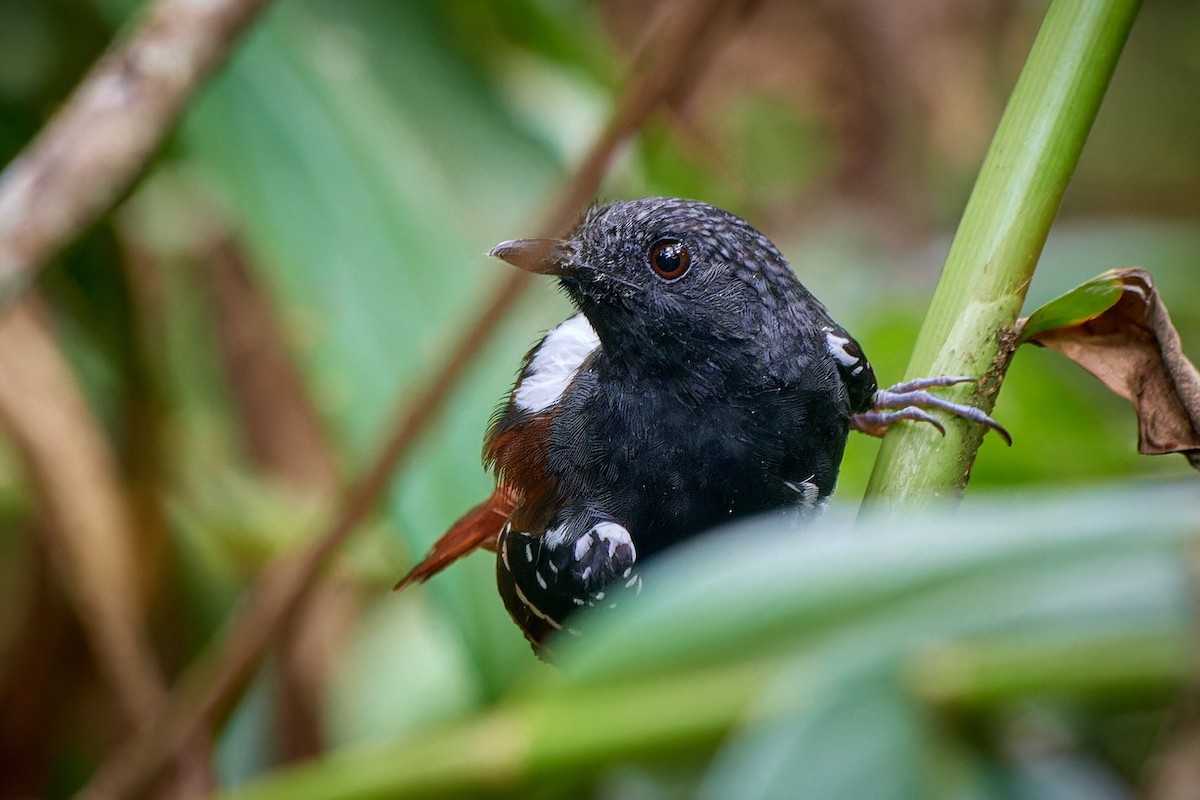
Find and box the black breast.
[546,352,851,558]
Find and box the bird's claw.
[850,376,1012,445]
[852,406,945,438]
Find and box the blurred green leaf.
[696,664,922,800]
[221,483,1200,800]
[558,486,1193,682]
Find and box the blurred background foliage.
[0,0,1197,797]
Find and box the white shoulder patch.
[515,315,600,412]
[824,330,860,368]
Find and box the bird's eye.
[648,239,691,281]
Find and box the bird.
[395,197,1008,654]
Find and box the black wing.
[820,322,877,414]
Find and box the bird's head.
[490,198,809,366]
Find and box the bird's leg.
[850,376,1011,445]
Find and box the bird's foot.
[850,376,1011,445]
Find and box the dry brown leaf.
[1019,268,1200,469]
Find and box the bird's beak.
[489,238,573,276]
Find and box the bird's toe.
[851,377,1011,444]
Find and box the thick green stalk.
[864,0,1141,506]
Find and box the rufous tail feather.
[393,486,516,590]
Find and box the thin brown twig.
[198,234,345,760]
[0,297,165,725]
[79,0,760,796]
[0,0,275,305]
[0,296,215,798]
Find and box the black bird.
[396,197,1008,653]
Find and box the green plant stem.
[864,0,1141,507]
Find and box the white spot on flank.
[544,521,570,549]
[574,535,593,561]
[512,582,561,630]
[499,535,512,571]
[785,477,821,507]
[524,543,534,563]
[594,521,633,554]
[573,520,634,561]
[515,315,600,412]
[825,331,859,368]
[535,571,548,590]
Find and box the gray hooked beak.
[489,238,573,276]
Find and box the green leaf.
[1017,274,1127,343]
[219,483,1200,800]
[696,664,922,800]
